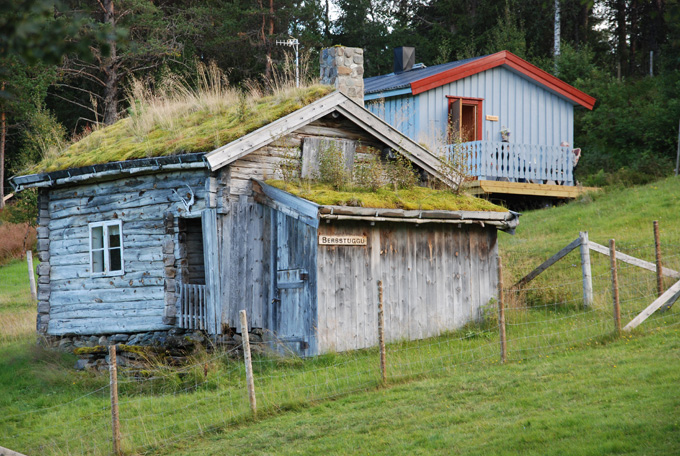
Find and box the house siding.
[367,66,575,149]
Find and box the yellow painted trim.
[466,180,599,198]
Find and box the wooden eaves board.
[466,180,598,198]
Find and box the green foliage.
[553,43,601,87]
[277,147,302,183]
[0,0,99,69]
[266,179,507,212]
[574,71,680,184]
[351,148,419,192]
[316,141,349,190]
[352,150,385,191]
[436,138,473,195]
[483,2,527,58]
[20,108,67,167]
[0,190,38,226]
[383,152,419,190]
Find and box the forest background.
[1,0,680,217]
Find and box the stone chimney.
[320,46,364,105]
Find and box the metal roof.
[363,55,486,95]
[10,153,207,191]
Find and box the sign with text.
[485,115,499,121]
[318,235,367,246]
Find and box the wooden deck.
[466,180,598,198]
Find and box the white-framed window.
[89,220,124,276]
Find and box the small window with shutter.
[447,96,483,143]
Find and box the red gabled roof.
[410,51,596,110]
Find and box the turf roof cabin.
[12,50,518,356]
[364,48,597,200]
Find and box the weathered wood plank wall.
[218,197,270,330]
[45,170,209,335]
[316,222,498,353]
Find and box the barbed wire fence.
[1,232,679,455]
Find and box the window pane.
[93,249,104,273]
[92,226,104,249]
[109,247,122,272]
[108,225,121,248]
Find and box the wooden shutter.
[448,98,462,143]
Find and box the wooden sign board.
[318,235,367,246]
[485,115,499,121]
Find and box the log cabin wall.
[43,169,209,336]
[316,221,498,353]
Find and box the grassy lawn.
[0,177,679,455]
[161,326,680,456]
[0,258,37,343]
[500,176,680,284]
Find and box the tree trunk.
[102,0,119,125]
[0,100,5,211]
[554,0,561,74]
[629,0,639,75]
[615,0,627,78]
[0,82,5,210]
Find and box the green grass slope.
[500,176,680,282]
[163,328,680,456]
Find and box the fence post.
[653,221,663,297]
[239,309,257,417]
[579,231,593,308]
[609,240,621,335]
[26,250,37,301]
[498,255,507,363]
[109,345,122,456]
[377,280,387,384]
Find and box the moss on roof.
[34,85,334,173]
[266,180,508,212]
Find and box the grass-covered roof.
[34,69,334,172]
[266,180,507,212]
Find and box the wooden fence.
[178,283,207,330]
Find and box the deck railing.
[178,283,207,330]
[444,141,574,186]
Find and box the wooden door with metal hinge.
[270,210,313,355]
[273,268,310,353]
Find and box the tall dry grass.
[125,57,320,142]
[0,310,36,342]
[0,222,36,266]
[126,61,241,138]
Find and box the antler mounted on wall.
[173,184,195,212]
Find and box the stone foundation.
[42,328,267,371]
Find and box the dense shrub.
[0,222,36,266]
[574,68,680,185]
